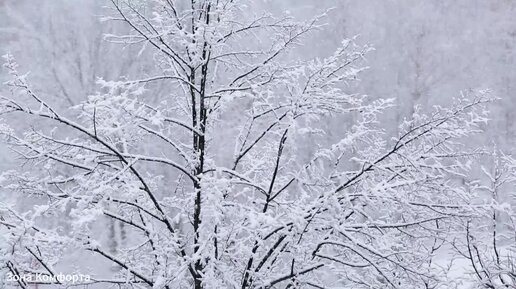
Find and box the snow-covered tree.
[0,1,500,288]
[453,152,516,288]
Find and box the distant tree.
[0,1,498,288]
[0,0,162,106]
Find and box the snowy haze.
[0,1,515,289]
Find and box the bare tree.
[453,152,516,288]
